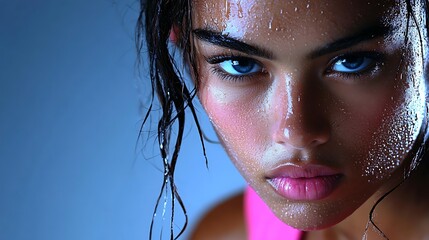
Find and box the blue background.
[0,0,245,239]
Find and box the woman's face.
[193,0,427,230]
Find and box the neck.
[332,158,429,240]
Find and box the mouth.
[267,164,343,201]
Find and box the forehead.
[193,0,401,43]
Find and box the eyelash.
[205,51,385,83]
[206,53,267,83]
[325,51,385,80]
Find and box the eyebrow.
[193,29,274,59]
[309,25,392,58]
[193,25,392,60]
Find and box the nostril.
[309,130,330,147]
[274,124,330,149]
[310,139,322,147]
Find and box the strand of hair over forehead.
[363,1,429,239]
[137,0,207,239]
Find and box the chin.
[269,200,358,231]
[286,219,343,231]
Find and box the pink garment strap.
[244,187,303,240]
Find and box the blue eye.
[218,58,262,76]
[331,56,374,73]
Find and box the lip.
[267,164,343,201]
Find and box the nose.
[272,73,330,149]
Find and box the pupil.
[342,57,364,69]
[232,59,253,73]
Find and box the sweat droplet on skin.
[363,94,424,178]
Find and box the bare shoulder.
[190,192,247,240]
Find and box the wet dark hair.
[136,1,429,239]
[136,1,205,239]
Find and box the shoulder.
[190,192,246,240]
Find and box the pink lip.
[267,164,343,201]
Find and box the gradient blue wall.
[0,1,245,239]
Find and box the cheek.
[200,83,269,175]
[365,101,423,178]
[344,78,426,181]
